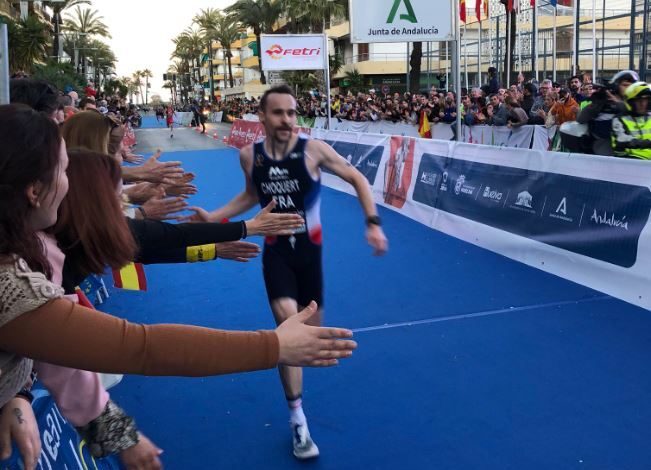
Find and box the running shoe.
[292,423,319,459]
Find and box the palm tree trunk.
[53,12,60,60]
[208,42,215,99]
[255,32,266,85]
[409,42,423,94]
[227,53,234,88]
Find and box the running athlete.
[186,85,388,459]
[165,104,176,138]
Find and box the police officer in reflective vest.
[611,81,651,160]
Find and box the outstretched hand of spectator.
[275,302,357,367]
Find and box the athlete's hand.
[119,433,163,470]
[366,225,388,256]
[276,302,357,367]
[215,241,261,262]
[245,200,304,236]
[0,397,41,470]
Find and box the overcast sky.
[90,0,235,101]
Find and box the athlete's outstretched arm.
[312,140,388,256]
[184,146,259,223]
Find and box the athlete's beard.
[268,125,292,159]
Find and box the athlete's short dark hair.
[260,85,296,112]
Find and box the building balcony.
[326,20,350,39]
[243,55,260,69]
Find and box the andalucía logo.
[265,44,322,60]
[387,0,418,23]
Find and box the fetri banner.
[260,34,327,71]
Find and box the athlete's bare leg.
[270,297,322,459]
[270,298,322,398]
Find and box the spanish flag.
[460,0,466,22]
[418,110,432,138]
[112,262,147,291]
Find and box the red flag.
[475,0,482,19]
[530,0,535,6]
[506,0,513,11]
[460,0,466,23]
[483,0,489,16]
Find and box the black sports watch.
[366,215,382,227]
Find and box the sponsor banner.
[228,120,312,148]
[315,129,388,193]
[175,112,193,126]
[461,125,534,148]
[350,0,453,43]
[260,34,327,71]
[318,130,651,311]
[411,152,651,268]
[1,384,121,469]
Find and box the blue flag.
[549,0,557,6]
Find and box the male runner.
[186,85,388,459]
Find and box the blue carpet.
[104,148,651,469]
[139,115,167,129]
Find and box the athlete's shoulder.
[304,137,331,155]
[240,143,255,160]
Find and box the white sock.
[288,397,306,427]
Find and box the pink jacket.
[35,233,109,426]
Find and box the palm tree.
[214,14,241,88]
[131,72,143,104]
[177,28,204,87]
[225,0,282,85]
[280,0,347,33]
[44,0,89,61]
[170,39,195,103]
[343,69,364,94]
[86,39,116,89]
[163,81,177,105]
[193,8,221,99]
[142,69,153,105]
[64,7,111,76]
[6,16,51,74]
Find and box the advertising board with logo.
[410,153,651,268]
[260,34,327,71]
[322,139,384,186]
[384,136,415,208]
[1,384,121,469]
[350,0,453,43]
